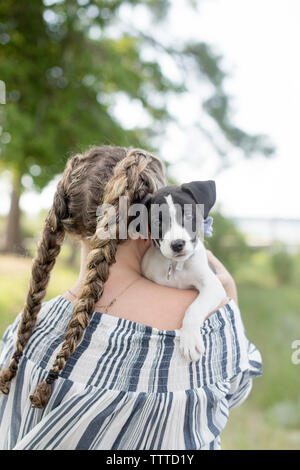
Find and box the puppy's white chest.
[167,259,184,280]
[141,246,197,289]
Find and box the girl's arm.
[206,250,238,304]
[207,250,262,408]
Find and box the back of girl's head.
[0,145,166,407]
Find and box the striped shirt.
[0,295,262,450]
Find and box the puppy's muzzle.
[170,239,186,253]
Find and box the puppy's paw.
[178,325,205,362]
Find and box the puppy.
[140,180,226,362]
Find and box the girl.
[0,146,262,449]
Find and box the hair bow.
[203,216,214,238]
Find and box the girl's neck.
[70,237,151,295]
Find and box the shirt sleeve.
[0,312,22,369]
[225,339,262,409]
[0,299,51,367]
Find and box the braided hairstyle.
[0,145,166,407]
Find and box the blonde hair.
[0,145,166,408]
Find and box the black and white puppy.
[140,180,226,362]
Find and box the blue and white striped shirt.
[0,295,262,450]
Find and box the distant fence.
[232,217,300,251]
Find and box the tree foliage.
[0,0,275,192]
[0,0,177,188]
[271,244,294,285]
[206,211,251,274]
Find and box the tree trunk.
[3,174,25,254]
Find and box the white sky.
[162,0,300,219]
[1,0,299,220]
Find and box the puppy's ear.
[180,180,216,218]
[140,192,153,210]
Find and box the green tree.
[0,0,274,252]
[206,211,250,275]
[271,244,294,285]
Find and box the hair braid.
[29,148,161,408]
[0,182,68,395]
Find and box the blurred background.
[0,0,300,449]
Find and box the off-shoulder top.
[0,295,262,450]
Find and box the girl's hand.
[206,250,238,304]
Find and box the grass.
[0,249,299,449]
[0,248,78,337]
[221,282,300,449]
[221,251,300,449]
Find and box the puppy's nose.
[170,239,186,253]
